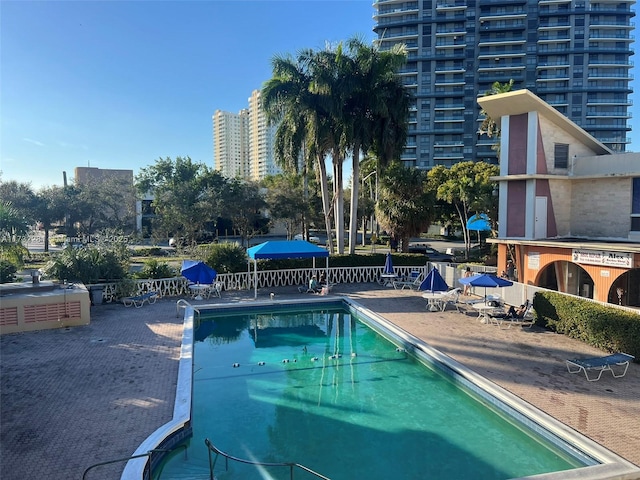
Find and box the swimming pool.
[122,297,638,480]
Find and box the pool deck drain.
[1,284,639,479]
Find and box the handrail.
[176,299,200,320]
[205,438,330,480]
[82,446,186,480]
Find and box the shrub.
[42,244,130,284]
[534,291,640,358]
[0,260,17,283]
[134,259,176,279]
[197,242,247,274]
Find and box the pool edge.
[121,296,640,480]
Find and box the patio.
[0,284,638,479]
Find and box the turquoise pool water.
[157,305,583,479]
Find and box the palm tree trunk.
[333,157,345,255]
[318,154,334,254]
[348,145,360,254]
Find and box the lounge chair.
[393,272,423,290]
[566,353,635,382]
[439,288,462,312]
[122,291,159,308]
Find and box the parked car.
[294,233,321,243]
[407,243,454,262]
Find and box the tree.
[262,51,336,254]
[32,186,67,252]
[223,179,267,248]
[429,162,499,258]
[376,162,434,252]
[343,37,410,254]
[136,156,227,246]
[263,173,307,239]
[478,79,514,157]
[0,201,30,269]
[75,176,137,234]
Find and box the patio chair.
[393,271,423,290]
[122,291,159,308]
[566,353,635,382]
[440,288,462,312]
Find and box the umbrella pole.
[254,260,258,299]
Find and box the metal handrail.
[82,446,186,479]
[205,438,330,480]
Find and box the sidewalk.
[1,284,638,479]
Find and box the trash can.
[31,270,40,285]
[89,286,104,306]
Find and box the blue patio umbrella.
[459,272,512,300]
[181,260,217,285]
[466,213,492,232]
[383,253,394,275]
[419,267,449,292]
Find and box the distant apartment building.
[373,0,634,169]
[213,109,249,178]
[213,90,280,181]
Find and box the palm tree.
[335,38,410,254]
[262,52,335,253]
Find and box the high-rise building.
[213,109,249,178]
[213,90,280,180]
[248,90,280,180]
[373,0,634,168]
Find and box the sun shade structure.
[181,260,217,285]
[459,272,513,300]
[419,267,448,292]
[246,241,329,298]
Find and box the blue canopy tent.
[466,213,492,232]
[246,240,329,299]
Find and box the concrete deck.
[1,284,638,479]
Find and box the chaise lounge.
[122,291,159,308]
[566,352,635,382]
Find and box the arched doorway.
[537,261,595,299]
[608,268,640,307]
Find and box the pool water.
[158,306,582,479]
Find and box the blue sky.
[1,1,638,191]
[0,0,375,189]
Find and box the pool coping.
[121,296,640,480]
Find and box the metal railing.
[82,446,186,480]
[205,438,330,480]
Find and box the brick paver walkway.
[1,284,638,479]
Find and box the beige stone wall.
[548,179,572,236]
[570,178,631,238]
[538,116,601,175]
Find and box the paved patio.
[1,284,638,479]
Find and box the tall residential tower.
[213,90,280,181]
[373,0,635,168]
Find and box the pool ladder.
[205,438,330,480]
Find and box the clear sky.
[0,0,376,189]
[1,1,638,191]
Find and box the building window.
[632,178,640,232]
[554,143,569,169]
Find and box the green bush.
[534,291,640,359]
[0,260,17,283]
[197,242,247,274]
[133,259,176,279]
[42,244,130,284]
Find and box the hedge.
[533,291,640,360]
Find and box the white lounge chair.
[439,288,462,312]
[393,272,423,290]
[566,353,635,382]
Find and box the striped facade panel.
[0,307,19,326]
[23,302,82,323]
